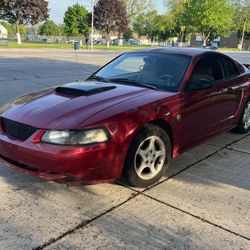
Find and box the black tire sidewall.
[235,98,250,134]
[124,124,171,187]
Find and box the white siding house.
[0,25,8,38]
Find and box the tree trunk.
[182,29,187,43]
[202,36,207,46]
[16,20,21,44]
[240,20,247,51]
[202,32,210,46]
[180,32,184,43]
[106,34,110,48]
[180,29,187,43]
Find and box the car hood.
[0,81,154,129]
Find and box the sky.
[49,0,166,24]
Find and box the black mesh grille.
[0,154,39,172]
[2,118,38,141]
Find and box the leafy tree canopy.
[0,0,49,43]
[0,0,49,25]
[233,0,250,44]
[39,20,61,36]
[63,4,90,37]
[164,0,190,42]
[0,21,15,35]
[124,0,154,20]
[181,0,234,44]
[94,0,128,46]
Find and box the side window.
[188,56,223,89]
[220,57,240,78]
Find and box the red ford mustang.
[0,48,249,187]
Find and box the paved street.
[0,49,249,250]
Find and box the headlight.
[41,128,109,145]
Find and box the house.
[0,24,8,38]
[191,31,250,48]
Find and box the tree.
[0,0,49,44]
[164,0,191,43]
[123,28,133,40]
[133,10,159,42]
[124,0,154,24]
[233,0,250,49]
[58,24,66,36]
[63,4,90,37]
[153,15,173,42]
[0,21,15,35]
[39,20,60,36]
[94,0,128,47]
[181,0,234,45]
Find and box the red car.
[0,48,249,187]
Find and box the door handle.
[231,86,239,90]
[218,88,228,94]
[228,86,239,92]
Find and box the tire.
[234,99,250,134]
[123,124,171,188]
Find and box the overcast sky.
[48,0,165,23]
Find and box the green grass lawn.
[0,41,158,50]
[218,47,241,52]
[0,41,74,49]
[93,44,158,50]
[0,41,244,52]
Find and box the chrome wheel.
[243,102,250,130]
[134,136,166,180]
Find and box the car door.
[179,54,237,149]
[219,55,244,118]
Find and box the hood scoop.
[55,82,116,97]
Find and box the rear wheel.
[234,99,250,134]
[124,124,171,187]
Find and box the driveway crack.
[142,193,250,241]
[33,192,139,250]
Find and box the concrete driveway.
[0,49,249,250]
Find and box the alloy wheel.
[134,136,166,180]
[243,102,250,130]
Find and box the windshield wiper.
[87,75,109,82]
[109,78,157,90]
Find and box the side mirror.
[188,78,213,91]
[243,63,250,70]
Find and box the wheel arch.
[122,118,174,186]
[148,119,174,156]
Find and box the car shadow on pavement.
[165,132,250,191]
[41,195,248,250]
[0,163,100,196]
[118,132,250,192]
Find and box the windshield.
[93,53,191,92]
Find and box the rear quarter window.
[221,57,240,78]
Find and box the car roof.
[125,47,222,57]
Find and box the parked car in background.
[202,42,218,50]
[93,40,101,45]
[0,39,8,46]
[0,48,249,187]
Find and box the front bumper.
[0,129,127,184]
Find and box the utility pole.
[91,0,95,51]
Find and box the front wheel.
[123,124,171,188]
[234,99,250,134]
